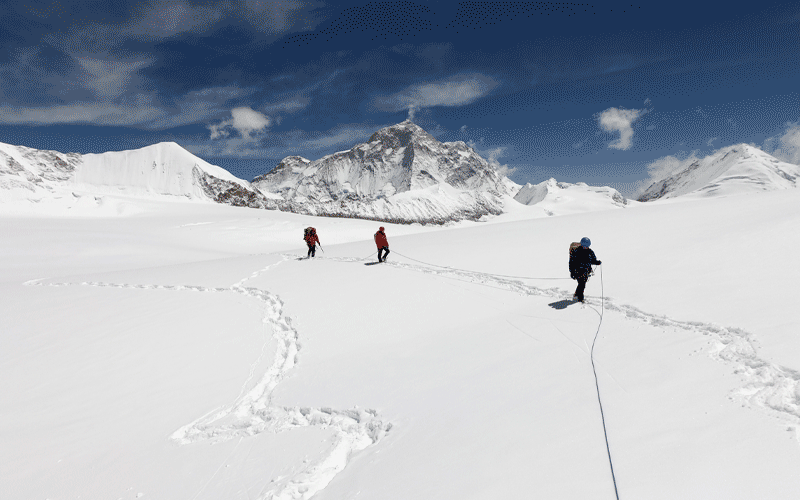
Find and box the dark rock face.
[193,167,272,209]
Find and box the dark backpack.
[569,242,582,278]
[304,227,316,242]
[569,242,593,278]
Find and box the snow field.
[1,188,799,499]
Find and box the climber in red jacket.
[304,227,320,258]
[374,226,390,263]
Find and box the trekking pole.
[318,244,324,254]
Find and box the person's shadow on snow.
[548,299,578,310]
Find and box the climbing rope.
[387,251,620,497]
[326,246,619,497]
[390,250,571,281]
[589,266,620,499]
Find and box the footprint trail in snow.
[25,256,392,500]
[329,255,800,443]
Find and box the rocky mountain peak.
[251,121,518,224]
[366,120,433,148]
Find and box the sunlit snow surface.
[2,188,800,499]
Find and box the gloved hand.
[596,261,602,265]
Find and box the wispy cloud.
[0,83,264,131]
[45,0,324,52]
[373,73,499,118]
[186,123,380,160]
[298,125,376,151]
[74,56,154,101]
[125,1,226,40]
[645,151,701,182]
[0,0,327,126]
[467,143,516,178]
[262,96,311,115]
[0,100,165,126]
[597,107,647,150]
[763,121,800,164]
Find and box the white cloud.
[706,137,718,147]
[208,107,272,141]
[763,122,800,165]
[231,107,271,137]
[597,107,646,150]
[375,73,499,116]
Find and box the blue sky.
[1,0,798,195]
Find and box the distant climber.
[374,226,390,262]
[304,227,320,258]
[569,237,601,302]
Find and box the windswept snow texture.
[0,141,270,213]
[252,120,519,224]
[514,177,630,215]
[639,144,800,201]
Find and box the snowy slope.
[77,142,250,197]
[2,188,800,499]
[252,120,520,224]
[514,177,631,215]
[0,141,270,213]
[638,144,799,201]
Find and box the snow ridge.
[639,145,800,201]
[24,259,392,499]
[327,256,800,442]
[0,141,270,210]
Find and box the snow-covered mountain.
[0,141,269,209]
[252,120,519,224]
[638,144,799,201]
[514,178,630,215]
[1,130,640,223]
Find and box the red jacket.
[304,233,319,246]
[374,230,388,248]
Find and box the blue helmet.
[580,237,591,247]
